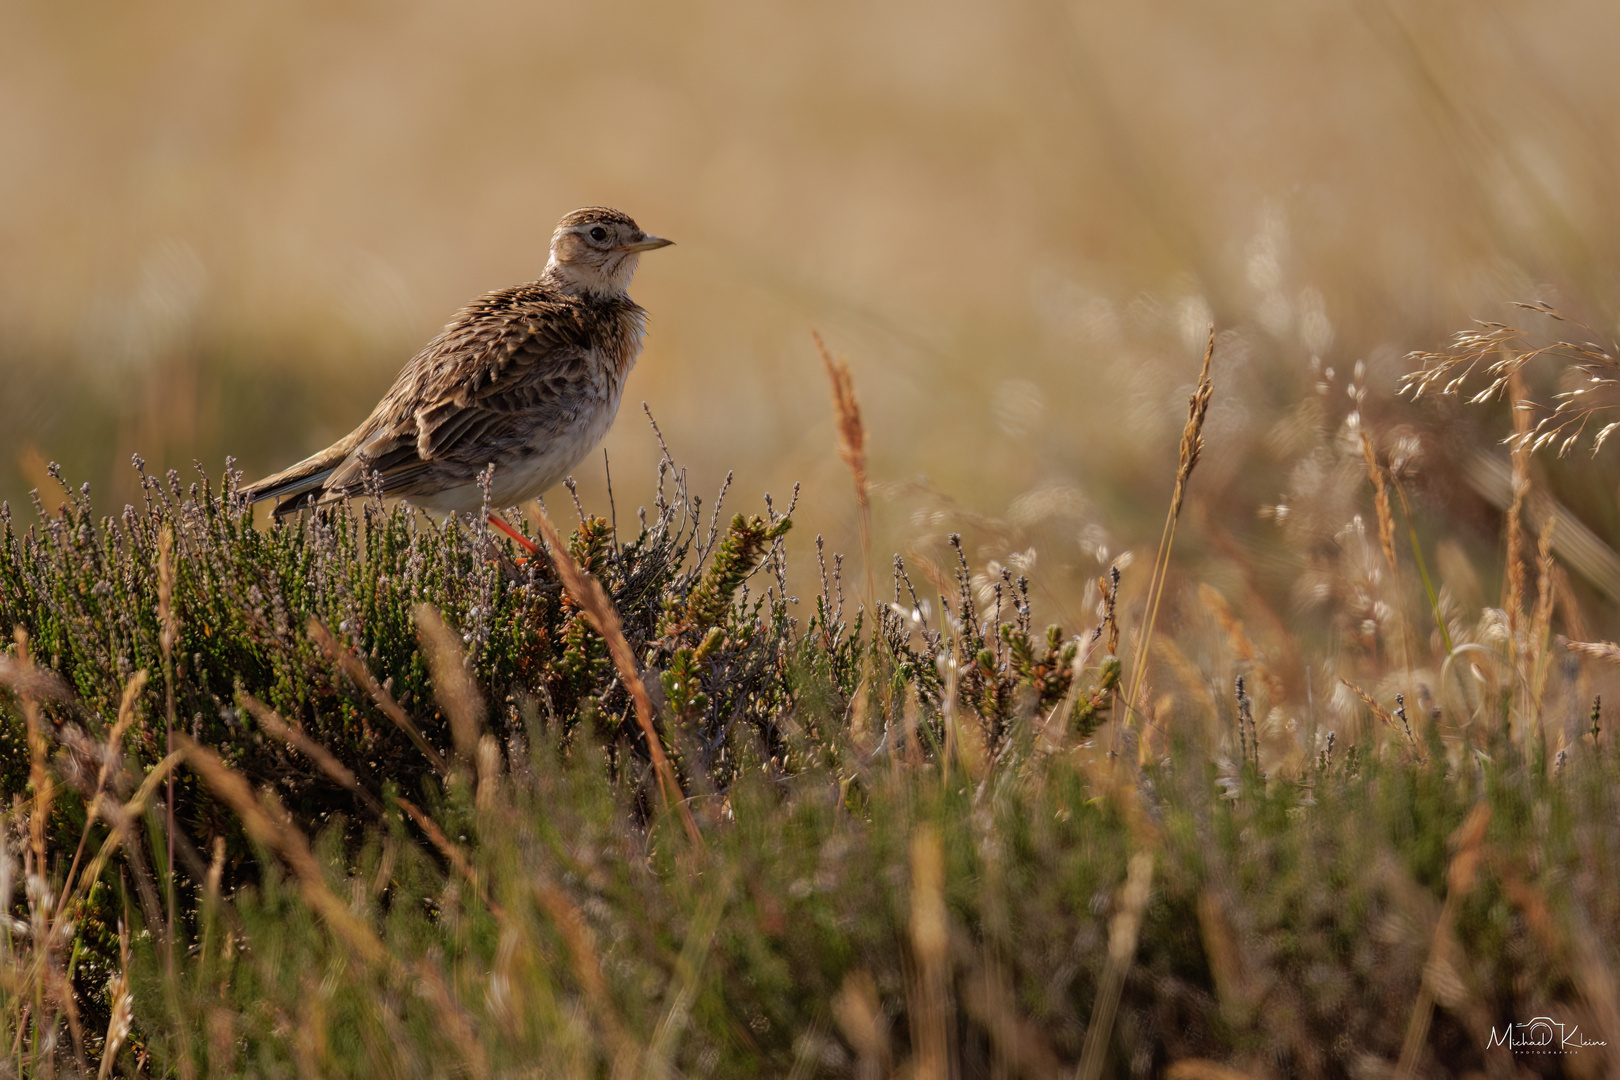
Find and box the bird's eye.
[589,226,608,242]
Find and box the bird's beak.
[617,234,674,252]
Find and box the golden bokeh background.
[6,0,1620,622]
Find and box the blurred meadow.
[8,0,1620,601]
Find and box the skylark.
[242,207,672,520]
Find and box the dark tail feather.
[241,451,346,519]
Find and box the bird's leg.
[487,514,543,561]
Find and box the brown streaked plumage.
[242,207,672,518]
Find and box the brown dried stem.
[527,506,703,848]
[813,330,874,603]
[1125,325,1216,734]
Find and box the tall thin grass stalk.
[814,330,874,604]
[157,525,177,952]
[97,925,132,1080]
[1529,516,1558,738]
[1076,851,1154,1080]
[1391,477,1455,656]
[1504,372,1532,649]
[1394,803,1490,1079]
[6,628,74,1067]
[526,505,704,847]
[414,603,485,765]
[908,828,950,1080]
[1339,676,1418,753]
[646,868,735,1074]
[177,735,390,966]
[177,735,493,1077]
[53,670,150,927]
[395,796,501,918]
[1124,325,1215,744]
[1360,428,1421,731]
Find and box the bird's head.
[544,207,672,297]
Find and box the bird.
[241,207,672,531]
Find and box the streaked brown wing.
[323,290,601,498]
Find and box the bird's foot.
[487,514,542,564]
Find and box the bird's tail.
[240,446,351,518]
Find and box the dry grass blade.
[533,880,632,1061]
[1504,373,1532,654]
[1341,677,1421,753]
[1359,428,1399,575]
[175,734,389,968]
[96,924,133,1080]
[308,617,449,776]
[959,960,1062,1080]
[813,330,873,602]
[527,505,703,847]
[1566,639,1620,664]
[1077,851,1154,1080]
[1196,889,1255,1025]
[53,670,150,926]
[48,750,184,963]
[1394,803,1490,1079]
[9,630,55,889]
[646,868,735,1075]
[396,795,501,918]
[1461,451,1620,603]
[908,828,950,1080]
[1493,857,1620,1077]
[158,524,179,947]
[1125,324,1216,735]
[1529,515,1558,716]
[413,603,485,764]
[240,694,382,815]
[832,970,892,1080]
[0,644,74,703]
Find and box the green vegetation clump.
[0,445,1616,1078]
